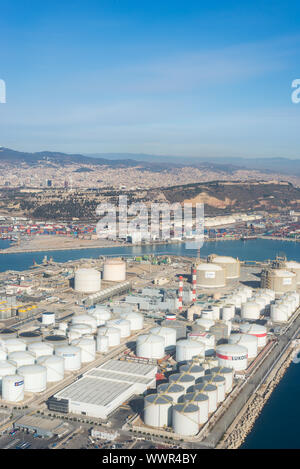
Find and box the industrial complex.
[0,252,299,449]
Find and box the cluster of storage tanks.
[0,305,145,403]
[143,358,235,436]
[73,259,127,293]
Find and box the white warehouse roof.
[53,359,157,419]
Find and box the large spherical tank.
[150,327,176,349]
[71,338,96,363]
[55,345,81,371]
[120,312,144,331]
[216,344,248,371]
[2,374,24,402]
[3,338,27,354]
[71,315,97,333]
[195,318,215,331]
[284,261,300,285]
[157,383,185,403]
[17,364,47,392]
[179,362,205,380]
[27,342,54,358]
[183,392,209,424]
[172,402,199,436]
[44,335,68,349]
[36,355,64,382]
[241,302,261,320]
[106,319,131,338]
[239,323,267,347]
[0,360,16,391]
[97,327,121,347]
[176,339,205,363]
[261,269,297,294]
[96,335,109,353]
[201,374,226,402]
[169,372,196,391]
[208,255,240,279]
[136,334,165,359]
[221,304,235,320]
[210,366,234,393]
[42,312,55,326]
[8,351,35,368]
[68,324,93,337]
[229,333,258,358]
[196,263,226,288]
[74,268,101,293]
[144,393,173,428]
[192,382,218,413]
[103,259,126,282]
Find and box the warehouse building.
[13,415,71,438]
[48,359,157,419]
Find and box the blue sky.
[1,0,300,158]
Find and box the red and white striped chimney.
[178,275,183,311]
[192,268,196,302]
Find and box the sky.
[1,0,300,158]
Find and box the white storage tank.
[71,338,96,363]
[8,351,35,368]
[90,308,111,326]
[176,339,205,363]
[241,302,261,320]
[196,263,226,288]
[0,349,7,361]
[106,319,131,338]
[284,261,300,285]
[41,312,55,326]
[239,323,267,347]
[183,392,209,424]
[36,355,65,383]
[96,335,109,353]
[195,318,215,331]
[27,342,54,358]
[103,259,126,282]
[55,345,81,371]
[188,332,215,357]
[179,362,205,380]
[68,324,93,337]
[144,393,173,427]
[193,382,218,413]
[221,304,235,320]
[17,364,47,392]
[169,372,196,391]
[172,402,199,436]
[3,338,27,354]
[208,255,240,279]
[201,309,215,320]
[0,361,16,391]
[157,383,185,403]
[97,327,121,347]
[2,374,24,402]
[120,312,144,331]
[210,305,220,320]
[216,344,248,371]
[150,327,177,349]
[74,268,101,293]
[229,333,258,358]
[136,334,165,360]
[58,322,68,333]
[210,366,234,393]
[201,374,226,402]
[71,315,97,333]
